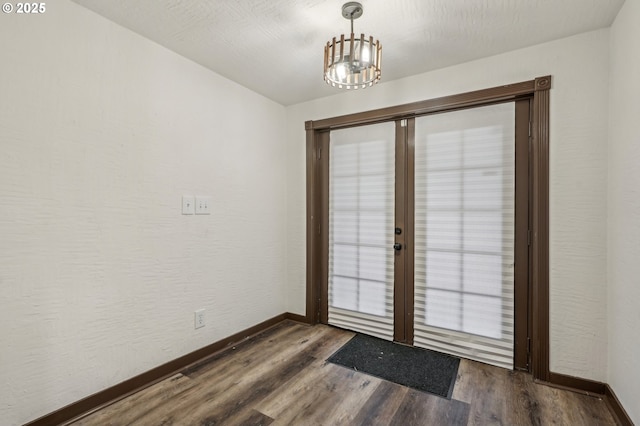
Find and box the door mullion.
[405,118,416,345]
[393,120,407,343]
[394,119,415,344]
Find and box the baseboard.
[25,312,297,426]
[284,312,311,324]
[546,372,606,396]
[544,372,634,425]
[604,384,635,426]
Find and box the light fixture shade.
[324,3,381,90]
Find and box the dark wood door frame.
[514,99,532,371]
[305,76,551,381]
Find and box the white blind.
[328,122,396,341]
[413,103,516,369]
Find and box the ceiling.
[72,0,624,106]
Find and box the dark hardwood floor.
[70,321,617,425]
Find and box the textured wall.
[286,30,610,382]
[0,2,287,425]
[608,1,640,423]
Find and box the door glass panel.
[328,122,395,341]
[414,103,515,369]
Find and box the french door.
[321,101,530,370]
[412,104,519,369]
[327,122,397,340]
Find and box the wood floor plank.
[320,371,382,425]
[527,378,616,426]
[254,329,354,420]
[350,380,409,425]
[181,321,312,379]
[69,322,620,426]
[255,331,357,422]
[223,409,274,426]
[255,360,330,421]
[267,365,377,426]
[454,358,617,426]
[571,394,618,425]
[507,367,545,426]
[176,351,316,425]
[453,359,510,425]
[391,389,470,426]
[75,322,315,426]
[132,325,333,425]
[72,373,196,426]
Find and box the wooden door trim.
[305,127,319,324]
[319,132,330,324]
[514,99,532,370]
[305,80,536,131]
[305,76,551,382]
[530,76,551,381]
[305,129,330,325]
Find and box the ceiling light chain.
[324,2,382,90]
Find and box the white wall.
[608,0,640,423]
[0,2,287,425]
[286,29,610,382]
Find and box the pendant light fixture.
[324,2,382,89]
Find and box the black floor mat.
[327,333,460,399]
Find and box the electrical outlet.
[194,309,205,329]
[195,196,211,215]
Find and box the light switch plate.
[182,196,195,215]
[195,196,211,215]
[194,309,205,329]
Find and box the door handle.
[393,243,402,251]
